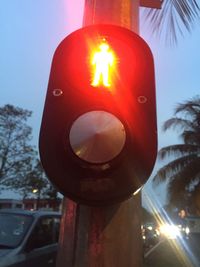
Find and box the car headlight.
[159,224,181,239]
[185,226,190,235]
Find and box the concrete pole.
[83,0,139,33]
[56,1,143,266]
[57,196,142,267]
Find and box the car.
[142,223,160,251]
[0,209,61,267]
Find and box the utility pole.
[53,1,162,267]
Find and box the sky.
[0,1,200,210]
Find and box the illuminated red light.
[90,41,116,88]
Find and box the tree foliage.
[0,104,35,184]
[0,104,58,200]
[143,0,200,44]
[4,157,60,202]
[153,96,200,214]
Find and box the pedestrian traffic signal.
[39,24,157,206]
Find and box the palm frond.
[172,159,200,185]
[175,96,200,114]
[142,0,200,44]
[162,117,195,132]
[167,158,200,201]
[167,180,187,206]
[192,181,200,195]
[153,154,198,184]
[155,97,200,210]
[181,131,200,145]
[158,144,200,160]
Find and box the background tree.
[44,184,59,200]
[153,96,200,214]
[27,160,60,203]
[143,0,200,44]
[0,104,35,185]
[0,104,59,202]
[3,157,60,205]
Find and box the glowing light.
[32,188,38,193]
[133,187,142,195]
[185,227,190,235]
[91,42,115,88]
[159,224,181,239]
[142,189,196,265]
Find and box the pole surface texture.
[56,1,143,266]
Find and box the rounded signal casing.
[39,24,157,206]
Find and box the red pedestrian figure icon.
[91,42,115,87]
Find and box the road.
[143,234,200,267]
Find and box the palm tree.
[143,0,200,44]
[153,96,200,214]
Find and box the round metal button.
[69,111,126,164]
